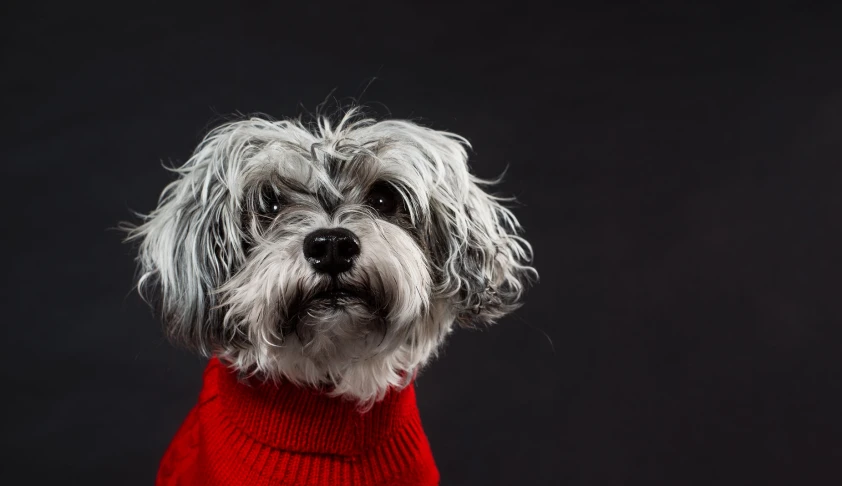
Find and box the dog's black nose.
[303,228,361,275]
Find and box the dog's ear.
[443,177,536,325]
[124,123,251,353]
[384,122,536,325]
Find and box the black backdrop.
[4,2,842,485]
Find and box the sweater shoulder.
[155,402,204,485]
[156,360,222,485]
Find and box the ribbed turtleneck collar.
[209,358,419,456]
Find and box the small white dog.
[126,108,535,485]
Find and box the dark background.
[3,2,842,485]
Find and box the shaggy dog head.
[125,109,535,406]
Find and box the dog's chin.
[288,288,387,360]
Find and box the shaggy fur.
[125,109,535,406]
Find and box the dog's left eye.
[365,183,400,216]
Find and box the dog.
[125,108,535,485]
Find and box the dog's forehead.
[247,143,418,197]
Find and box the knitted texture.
[156,358,440,485]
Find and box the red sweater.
[156,358,439,485]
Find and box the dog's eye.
[258,188,284,215]
[365,183,400,216]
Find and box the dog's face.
[128,111,534,405]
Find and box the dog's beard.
[217,207,445,405]
[282,277,388,362]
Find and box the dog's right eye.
[257,189,284,215]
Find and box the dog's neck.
[211,358,419,456]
